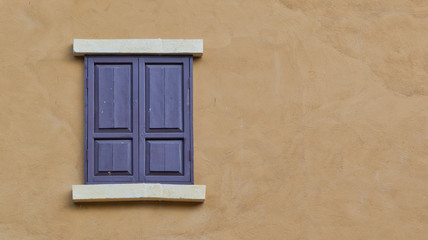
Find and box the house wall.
[1,0,428,239]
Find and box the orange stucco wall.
[1,0,428,239]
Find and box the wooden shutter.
[86,56,139,183]
[139,56,192,184]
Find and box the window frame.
[84,55,194,185]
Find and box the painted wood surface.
[85,56,192,184]
[95,64,132,131]
[95,140,132,175]
[86,56,139,183]
[146,64,183,131]
[147,140,183,174]
[140,56,192,184]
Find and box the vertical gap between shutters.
[163,67,166,127]
[137,59,140,181]
[112,68,116,128]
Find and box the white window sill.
[73,39,203,57]
[72,183,206,203]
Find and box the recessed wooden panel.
[146,140,183,175]
[95,140,132,175]
[146,65,183,131]
[95,64,132,132]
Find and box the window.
[84,56,193,184]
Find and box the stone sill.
[73,39,203,57]
[72,183,206,203]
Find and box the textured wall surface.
[1,0,428,239]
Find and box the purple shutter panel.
[147,140,183,174]
[96,140,132,174]
[96,65,132,131]
[146,65,183,131]
[139,56,193,184]
[86,56,139,183]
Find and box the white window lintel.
[73,39,203,57]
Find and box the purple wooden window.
[85,56,193,184]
